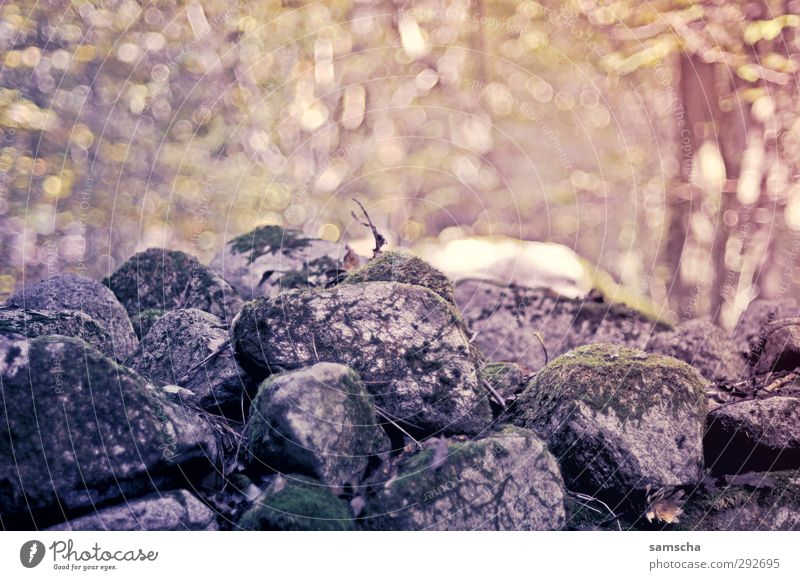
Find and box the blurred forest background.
[2,0,800,328]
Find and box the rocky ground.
[2,225,800,531]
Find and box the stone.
[456,278,668,371]
[0,308,115,359]
[238,475,354,531]
[47,490,219,531]
[0,335,217,528]
[751,318,800,374]
[647,318,745,382]
[245,363,390,486]
[5,274,137,361]
[231,281,492,435]
[341,250,456,305]
[104,248,243,324]
[734,298,799,363]
[363,427,566,530]
[513,344,707,497]
[128,309,248,411]
[210,225,361,300]
[705,396,800,474]
[482,361,528,404]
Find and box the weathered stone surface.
[672,472,800,531]
[734,298,799,364]
[47,490,219,531]
[513,344,707,496]
[456,279,667,371]
[647,318,745,382]
[363,427,566,530]
[5,274,137,361]
[232,281,492,435]
[0,335,217,526]
[238,475,354,531]
[751,318,800,374]
[246,363,389,486]
[342,251,455,305]
[130,308,166,340]
[0,308,114,358]
[104,248,243,324]
[210,225,360,300]
[705,396,800,474]
[128,309,248,411]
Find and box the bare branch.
[351,199,387,257]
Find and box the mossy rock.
[5,273,138,361]
[210,225,360,300]
[245,363,389,486]
[342,251,456,305]
[481,361,527,403]
[0,307,115,359]
[238,475,354,531]
[513,343,707,498]
[232,281,492,436]
[362,427,566,530]
[104,248,243,324]
[0,335,217,528]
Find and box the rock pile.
[2,225,799,531]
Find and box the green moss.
[342,251,456,305]
[230,225,311,264]
[515,344,707,426]
[238,476,354,531]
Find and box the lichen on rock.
[245,362,390,486]
[231,281,493,435]
[513,343,707,497]
[0,308,115,359]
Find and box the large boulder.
[231,281,493,436]
[104,248,243,325]
[128,309,248,411]
[5,274,137,361]
[210,225,360,300]
[456,279,667,371]
[245,363,390,486]
[705,396,800,474]
[647,319,745,382]
[238,475,354,531]
[47,490,219,531]
[513,344,707,497]
[0,308,115,359]
[0,335,217,528]
[362,427,566,530]
[751,318,800,374]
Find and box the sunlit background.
[2,0,800,327]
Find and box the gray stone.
[245,363,389,486]
[734,299,799,364]
[231,281,492,436]
[210,225,361,300]
[129,308,166,340]
[128,309,248,411]
[104,248,243,324]
[706,396,800,474]
[47,490,219,531]
[0,335,217,524]
[5,274,137,361]
[513,344,707,496]
[647,318,746,382]
[0,308,114,359]
[455,279,667,372]
[752,318,800,374]
[363,427,566,530]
